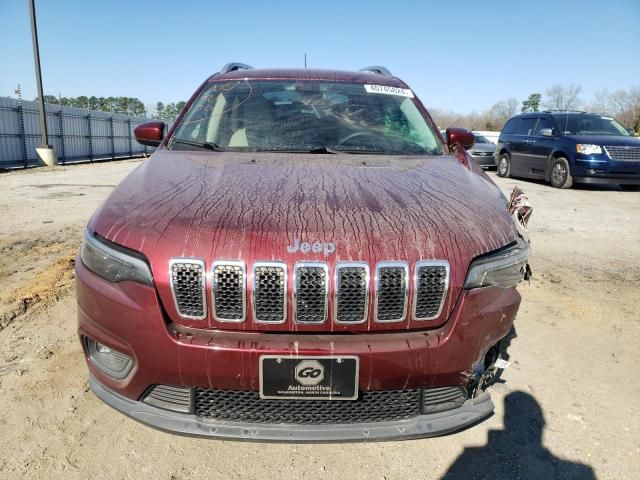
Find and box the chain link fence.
[0,97,153,169]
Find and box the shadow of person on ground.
[442,391,595,480]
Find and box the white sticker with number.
[364,84,414,98]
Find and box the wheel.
[497,153,511,177]
[620,184,640,191]
[549,157,573,189]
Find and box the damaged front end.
[468,186,533,399]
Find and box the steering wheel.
[337,131,379,146]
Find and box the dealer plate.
[259,356,359,400]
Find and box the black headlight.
[464,238,530,289]
[80,229,153,285]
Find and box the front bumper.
[470,154,496,168]
[77,257,519,439]
[90,374,494,441]
[573,159,640,184]
[573,175,640,185]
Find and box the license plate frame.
[259,355,359,400]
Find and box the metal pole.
[28,0,57,165]
[29,0,48,147]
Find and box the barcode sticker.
[364,85,414,98]
[494,358,511,370]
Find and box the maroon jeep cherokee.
[76,64,529,441]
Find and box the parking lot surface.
[0,159,638,479]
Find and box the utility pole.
[28,0,57,166]
[304,53,307,69]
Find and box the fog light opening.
[84,337,134,379]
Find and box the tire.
[620,185,640,192]
[497,153,511,178]
[549,157,573,189]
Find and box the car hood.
[469,143,497,154]
[90,149,517,331]
[566,134,640,146]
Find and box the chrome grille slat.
[253,262,287,323]
[335,263,369,324]
[414,261,449,321]
[374,262,409,323]
[169,259,206,320]
[212,261,246,322]
[294,263,328,323]
[604,146,640,162]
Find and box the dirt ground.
[0,159,638,479]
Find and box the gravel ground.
[0,159,638,479]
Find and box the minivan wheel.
[620,185,640,192]
[550,157,573,189]
[497,153,511,177]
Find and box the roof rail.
[541,110,587,114]
[219,63,254,75]
[359,66,393,77]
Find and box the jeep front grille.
[414,261,449,320]
[168,259,449,324]
[374,262,409,322]
[212,262,246,321]
[169,260,206,319]
[604,146,640,162]
[253,262,287,323]
[335,263,369,324]
[294,263,328,323]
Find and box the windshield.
[171,80,443,155]
[553,114,630,136]
[474,134,490,144]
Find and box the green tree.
[521,93,541,112]
[88,96,99,110]
[42,95,58,105]
[155,102,165,119]
[76,95,89,109]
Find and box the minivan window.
[171,80,443,155]
[533,117,553,136]
[502,117,519,134]
[552,114,630,136]
[516,117,537,136]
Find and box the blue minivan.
[496,111,640,190]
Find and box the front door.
[510,117,538,177]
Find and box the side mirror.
[134,121,165,147]
[446,127,475,150]
[540,128,553,137]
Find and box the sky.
[1,0,639,114]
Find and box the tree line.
[37,96,187,123]
[430,84,640,134]
[41,95,147,117]
[155,102,187,124]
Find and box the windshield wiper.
[308,146,338,154]
[171,138,226,151]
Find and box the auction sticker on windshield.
[364,84,414,98]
